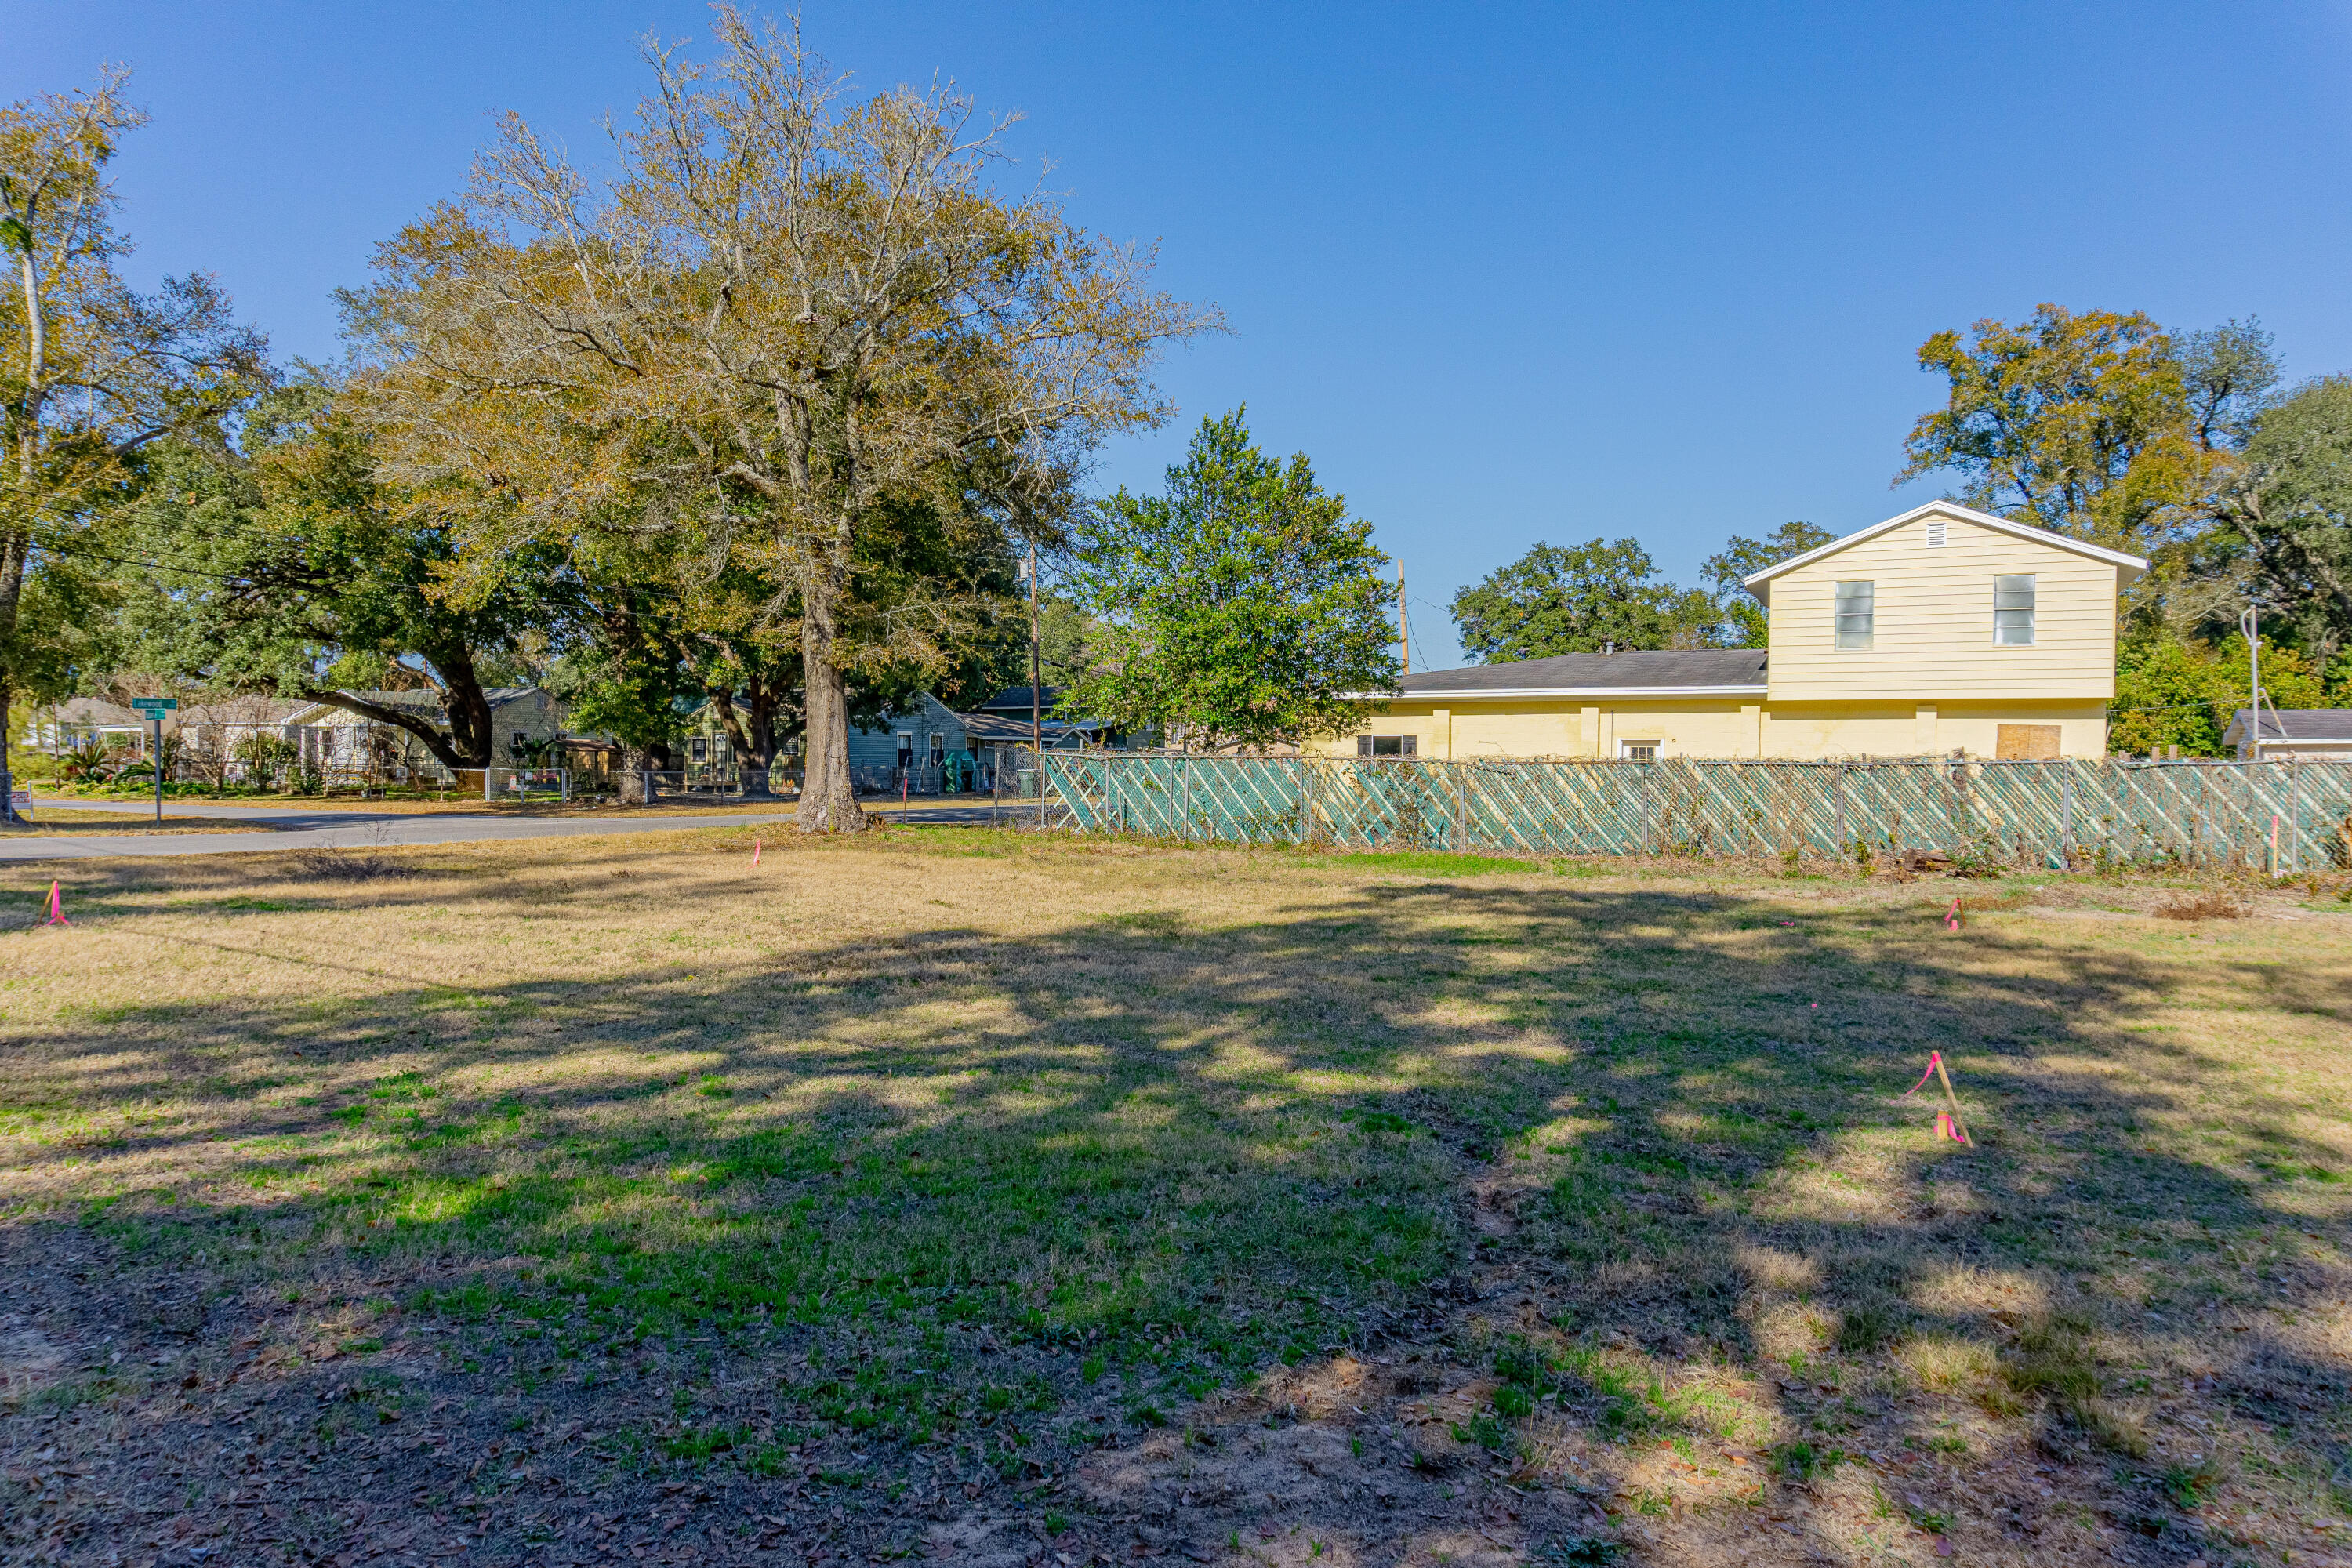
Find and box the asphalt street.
[0,797,1036,860]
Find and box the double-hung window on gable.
[1994,574,2036,645]
[1834,580,1875,650]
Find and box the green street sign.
[131,697,177,715]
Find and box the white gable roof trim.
[1338,684,1766,701]
[1740,502,2149,604]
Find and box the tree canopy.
[1700,522,1834,648]
[1450,537,1722,662]
[1,70,268,813]
[1064,409,1397,750]
[340,8,1212,829]
[1896,303,2201,552]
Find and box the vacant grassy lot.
[2,831,2347,1568]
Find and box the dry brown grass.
[1,831,2347,1567]
[2155,887,2252,921]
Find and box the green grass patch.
[1291,850,1535,877]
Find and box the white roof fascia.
[1740,502,2151,604]
[1342,684,1767,701]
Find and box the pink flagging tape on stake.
[42,880,70,927]
[752,836,762,869]
[1944,897,1962,931]
[1899,1049,1973,1146]
[1900,1051,1944,1098]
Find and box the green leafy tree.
[1,71,268,816]
[344,11,1211,832]
[2109,628,2325,756]
[1896,304,2199,550]
[2203,375,2352,671]
[1065,409,1397,749]
[2179,317,2281,453]
[1701,521,1835,648]
[1451,537,1720,662]
[117,394,546,770]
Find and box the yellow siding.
[1323,506,2132,762]
[1327,697,2111,760]
[1764,514,2120,703]
[1760,701,2109,759]
[1319,701,1762,760]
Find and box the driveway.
[0,797,1040,860]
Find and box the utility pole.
[2241,603,2288,758]
[1397,561,1408,676]
[1029,542,1043,757]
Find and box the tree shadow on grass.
[2,859,2348,1564]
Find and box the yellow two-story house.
[1331,501,2147,761]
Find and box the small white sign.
[7,788,29,811]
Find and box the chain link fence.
[1039,753,2352,872]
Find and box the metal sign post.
[131,698,176,822]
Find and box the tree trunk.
[618,745,653,804]
[742,673,782,797]
[0,668,13,826]
[433,649,499,768]
[706,685,772,797]
[797,594,865,833]
[0,532,25,824]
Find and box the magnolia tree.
[345,9,1212,828]
[0,71,268,818]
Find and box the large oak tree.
[344,10,1210,830]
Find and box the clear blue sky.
[10,2,2351,669]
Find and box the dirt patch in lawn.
[2,832,2347,1566]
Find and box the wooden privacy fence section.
[1039,753,2352,870]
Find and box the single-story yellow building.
[1329,500,2147,761]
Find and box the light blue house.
[846,687,1123,793]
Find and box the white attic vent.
[1926,519,1948,547]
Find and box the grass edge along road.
[2,828,2347,1567]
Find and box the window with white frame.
[1356,734,1417,757]
[1619,739,1659,762]
[1834,580,1875,649]
[1994,575,2035,644]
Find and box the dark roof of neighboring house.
[2226,708,2352,742]
[975,686,1065,713]
[1394,649,1769,696]
[955,710,1106,743]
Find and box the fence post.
[1825,766,1844,865]
[2061,766,2074,870]
[2290,760,2300,873]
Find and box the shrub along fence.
[1038,753,2352,872]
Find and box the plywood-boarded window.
[1995,724,2061,760]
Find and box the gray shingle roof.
[2227,708,2352,742]
[1398,649,1767,695]
[978,685,1065,712]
